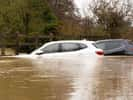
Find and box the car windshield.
[128,40,133,45]
[95,40,122,50]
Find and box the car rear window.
[79,43,88,49]
[95,41,122,50]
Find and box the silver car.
[94,39,133,55]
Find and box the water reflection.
[90,57,133,100]
[0,56,133,100]
[69,57,99,100]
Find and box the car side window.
[105,41,122,50]
[61,43,81,52]
[60,43,87,52]
[41,43,60,54]
[79,43,88,49]
[95,41,122,50]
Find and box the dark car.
[94,39,133,55]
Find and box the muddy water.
[0,56,133,100]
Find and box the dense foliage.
[82,0,133,38]
[0,0,58,38]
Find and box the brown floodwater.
[0,56,133,100]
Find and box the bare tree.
[87,0,133,38]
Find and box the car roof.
[95,39,127,43]
[45,40,95,44]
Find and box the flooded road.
[0,56,133,100]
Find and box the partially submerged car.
[94,39,133,55]
[30,40,104,58]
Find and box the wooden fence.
[0,35,110,55]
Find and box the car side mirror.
[36,51,44,55]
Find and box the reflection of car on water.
[30,40,104,58]
[94,39,133,55]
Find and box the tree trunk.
[1,46,5,56]
[15,32,20,55]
